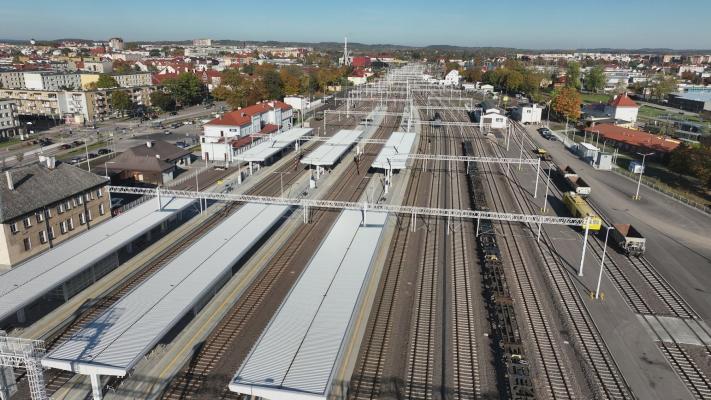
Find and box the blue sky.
[2,0,710,49]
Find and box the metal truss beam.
[108,186,586,227]
[0,331,48,400]
[391,153,539,165]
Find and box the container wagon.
[610,224,646,256]
[563,192,602,231]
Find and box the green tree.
[551,87,582,120]
[95,74,118,89]
[261,69,284,99]
[566,61,581,90]
[445,62,460,74]
[112,61,132,74]
[111,91,133,116]
[585,65,606,93]
[162,73,207,106]
[650,75,678,100]
[148,49,161,57]
[242,64,255,75]
[150,91,176,112]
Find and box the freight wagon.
[610,224,646,257]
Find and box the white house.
[200,100,293,162]
[605,93,639,123]
[474,101,507,129]
[512,104,543,124]
[443,70,461,86]
[478,83,494,93]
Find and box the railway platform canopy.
[230,209,388,400]
[372,131,417,170]
[235,127,313,163]
[300,129,363,167]
[0,197,195,326]
[42,203,289,399]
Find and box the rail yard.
[1,64,711,400]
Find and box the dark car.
[175,141,189,149]
[72,140,85,147]
[87,153,98,159]
[39,138,53,146]
[169,111,178,116]
[171,123,181,129]
[60,144,72,150]
[97,148,112,155]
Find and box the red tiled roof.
[585,124,680,153]
[260,124,279,134]
[231,135,254,149]
[206,101,291,127]
[152,73,178,85]
[609,93,638,108]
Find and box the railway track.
[348,121,431,399]
[510,120,711,399]
[10,106,374,400]
[465,122,577,399]
[159,107,403,400]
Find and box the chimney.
[6,171,14,191]
[146,141,153,148]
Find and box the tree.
[150,91,176,112]
[162,73,207,106]
[650,75,678,100]
[669,143,711,188]
[585,65,606,93]
[445,62,460,74]
[551,87,582,120]
[95,74,118,89]
[262,69,284,99]
[504,70,524,93]
[462,67,483,83]
[148,49,161,57]
[242,64,255,75]
[279,66,303,95]
[111,91,133,116]
[566,61,581,90]
[112,61,132,74]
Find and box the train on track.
[464,141,535,400]
[563,191,602,231]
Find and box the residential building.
[0,71,26,89]
[108,37,125,51]
[0,160,110,268]
[193,38,213,46]
[0,89,63,117]
[82,60,113,73]
[0,101,20,138]
[107,140,192,185]
[23,71,81,91]
[201,101,293,162]
[112,72,152,88]
[511,104,543,124]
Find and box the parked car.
[164,130,172,135]
[87,153,98,159]
[59,144,72,150]
[97,148,112,155]
[72,140,85,146]
[169,111,178,115]
[175,141,188,149]
[70,157,84,164]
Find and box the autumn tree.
[462,67,483,83]
[280,66,303,95]
[650,75,678,100]
[551,87,582,120]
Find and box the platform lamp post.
[596,225,615,299]
[578,217,591,277]
[633,152,654,200]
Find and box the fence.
[612,166,711,215]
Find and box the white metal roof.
[0,197,194,324]
[236,128,313,162]
[42,203,289,377]
[579,142,600,151]
[300,130,363,167]
[229,209,388,399]
[371,132,417,170]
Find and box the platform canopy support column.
[90,374,102,400]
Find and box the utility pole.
[633,152,654,200]
[596,226,614,299]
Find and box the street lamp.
[633,152,654,200]
[104,161,116,178]
[596,226,615,299]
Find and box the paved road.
[523,124,711,321]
